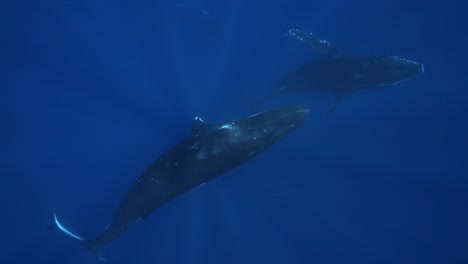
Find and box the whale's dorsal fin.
[286,29,339,57]
[192,116,212,136]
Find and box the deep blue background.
[2,0,467,263]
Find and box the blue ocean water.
[2,0,467,263]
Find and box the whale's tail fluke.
[53,211,107,261]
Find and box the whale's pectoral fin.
[327,93,343,114]
[53,211,107,261]
[285,29,339,56]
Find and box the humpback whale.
[269,29,424,112]
[53,105,309,259]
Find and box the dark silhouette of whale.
[53,105,309,259]
[263,29,424,112]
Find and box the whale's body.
[261,29,424,112]
[54,105,309,258]
[276,54,424,96]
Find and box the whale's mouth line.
[245,106,309,128]
[261,107,310,128]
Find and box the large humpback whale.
[267,29,424,112]
[53,105,309,259]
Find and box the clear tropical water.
[2,0,467,263]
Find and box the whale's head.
[191,105,309,162]
[226,105,309,153]
[238,105,309,139]
[354,55,424,88]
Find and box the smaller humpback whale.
[53,105,309,259]
[268,29,424,112]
